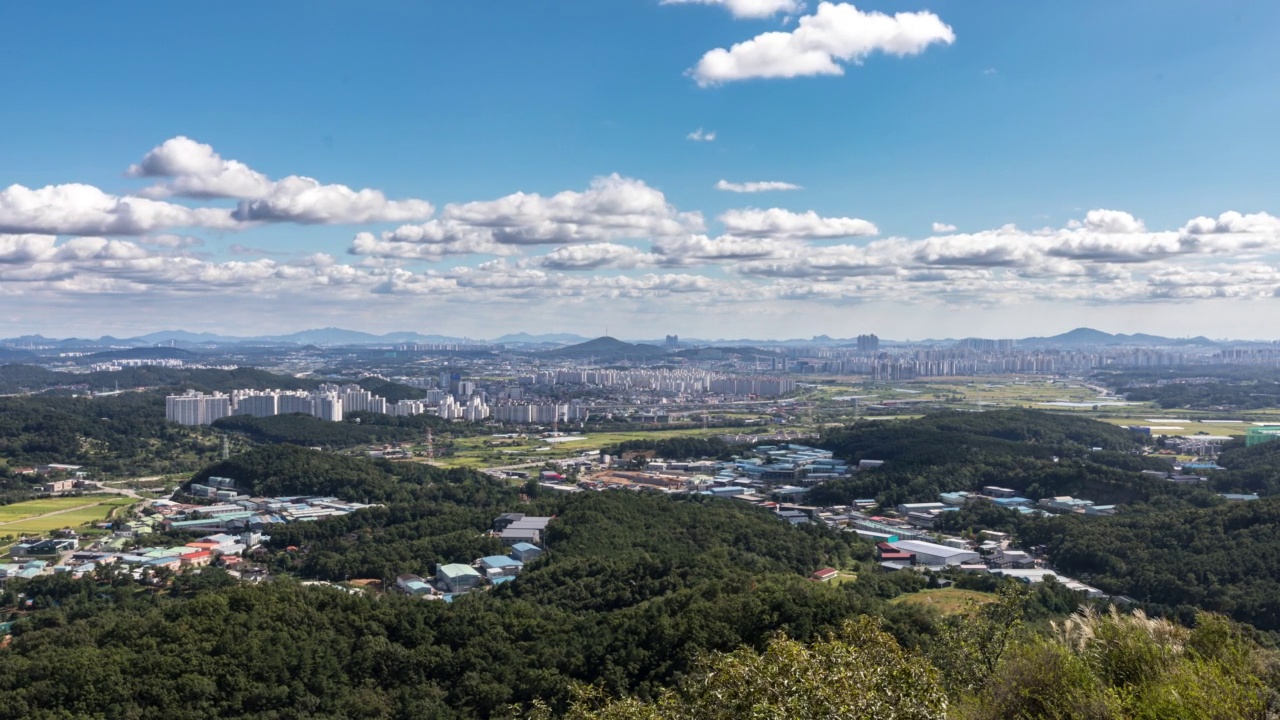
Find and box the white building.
[889,540,981,567]
[165,391,232,426]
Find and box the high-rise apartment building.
[165,391,232,426]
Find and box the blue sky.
[2,1,1279,340]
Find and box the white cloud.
[687,128,717,142]
[690,2,955,86]
[716,179,802,193]
[661,0,805,19]
[652,233,791,261]
[1181,211,1280,235]
[0,183,240,236]
[719,207,878,238]
[442,174,702,244]
[535,243,662,271]
[349,230,516,262]
[349,175,703,261]
[1081,209,1146,234]
[128,136,434,225]
[232,176,434,225]
[127,136,273,199]
[932,222,957,233]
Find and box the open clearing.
[431,427,748,469]
[890,588,997,615]
[0,495,137,534]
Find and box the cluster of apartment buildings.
[165,383,433,426]
[515,368,798,399]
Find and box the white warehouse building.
[889,540,980,567]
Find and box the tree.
[532,617,947,720]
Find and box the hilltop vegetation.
[3,432,1280,717]
[0,363,319,395]
[809,409,1178,509]
[0,392,223,478]
[3,450,937,718]
[1023,497,1280,632]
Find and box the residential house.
[810,568,839,582]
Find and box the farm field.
[430,427,762,469]
[890,588,997,615]
[0,495,138,534]
[1093,416,1257,438]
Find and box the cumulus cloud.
[8,198,1280,319]
[232,176,433,225]
[1181,211,1280,235]
[661,0,804,19]
[128,136,434,225]
[932,222,957,233]
[1081,209,1146,234]
[349,230,514,262]
[535,243,662,271]
[652,233,790,261]
[719,207,878,238]
[690,2,955,86]
[350,175,702,261]
[127,136,273,199]
[716,180,802,193]
[687,128,717,142]
[0,183,240,236]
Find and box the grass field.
[0,495,138,534]
[890,588,997,615]
[430,427,746,469]
[1093,416,1255,437]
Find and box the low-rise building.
[436,563,483,593]
[479,555,524,579]
[509,542,543,563]
[396,574,433,596]
[888,540,980,567]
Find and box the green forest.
[2,443,1277,718]
[4,401,1280,716]
[809,409,1195,509]
[0,393,224,479]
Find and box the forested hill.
[821,408,1143,467]
[811,409,1164,509]
[4,454,917,718]
[1023,497,1280,631]
[187,444,447,501]
[0,364,318,394]
[2,435,1278,716]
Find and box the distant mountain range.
[0,326,1240,350]
[1015,328,1219,348]
[493,332,590,345]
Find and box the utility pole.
[426,428,435,461]
[221,435,230,461]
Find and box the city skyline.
[3,2,1280,339]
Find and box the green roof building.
[436,563,483,593]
